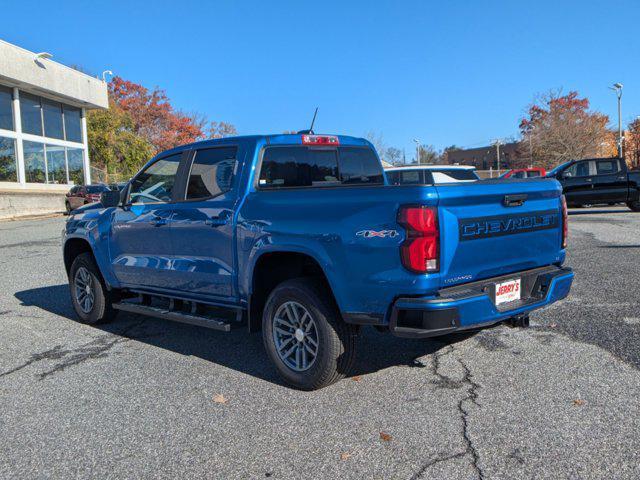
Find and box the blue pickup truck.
[63,134,573,389]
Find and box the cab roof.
[158,133,372,157]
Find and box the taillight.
[398,206,439,273]
[561,195,568,248]
[301,134,339,145]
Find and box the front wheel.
[262,278,358,390]
[69,253,118,324]
[627,200,640,212]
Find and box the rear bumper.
[389,265,573,338]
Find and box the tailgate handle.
[503,194,527,207]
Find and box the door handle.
[205,216,228,227]
[151,216,168,227]
[585,178,592,182]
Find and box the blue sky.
[4,0,640,156]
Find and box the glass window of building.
[0,137,17,182]
[23,140,46,183]
[63,105,82,142]
[20,93,43,136]
[66,147,85,185]
[46,144,67,184]
[0,86,13,131]
[42,99,64,139]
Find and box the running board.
[112,301,231,332]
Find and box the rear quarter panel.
[237,185,440,318]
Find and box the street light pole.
[494,139,502,176]
[610,83,623,158]
[413,138,420,165]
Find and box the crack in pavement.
[0,321,147,380]
[412,348,485,480]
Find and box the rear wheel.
[69,253,118,324]
[627,201,640,212]
[262,278,358,390]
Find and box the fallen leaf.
[340,452,352,461]
[572,399,585,406]
[352,375,361,382]
[213,394,228,404]
[379,431,392,442]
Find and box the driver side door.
[109,153,182,290]
[560,160,595,205]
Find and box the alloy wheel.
[272,301,319,371]
[74,266,95,313]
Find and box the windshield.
[430,169,479,182]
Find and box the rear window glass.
[338,147,384,185]
[186,147,236,200]
[527,170,541,177]
[259,146,382,188]
[387,170,424,185]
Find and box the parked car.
[499,168,547,179]
[547,157,640,211]
[386,165,479,185]
[62,133,573,389]
[64,184,110,213]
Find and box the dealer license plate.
[495,278,521,305]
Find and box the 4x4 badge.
[356,230,398,238]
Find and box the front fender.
[63,207,120,289]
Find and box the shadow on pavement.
[15,284,466,387]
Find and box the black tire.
[69,252,118,324]
[65,201,71,215]
[262,278,358,390]
[627,201,640,212]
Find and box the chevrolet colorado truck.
[63,134,574,390]
[547,157,640,210]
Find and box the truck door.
[109,153,181,289]
[169,146,239,301]
[560,160,594,206]
[592,158,628,203]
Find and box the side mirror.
[100,190,121,208]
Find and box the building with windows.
[0,39,108,218]
[446,142,520,170]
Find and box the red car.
[65,184,110,213]
[499,168,547,179]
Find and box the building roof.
[0,39,108,109]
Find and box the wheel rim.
[272,301,319,372]
[74,266,95,313]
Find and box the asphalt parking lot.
[1,208,639,479]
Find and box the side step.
[113,301,232,332]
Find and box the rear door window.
[186,147,237,200]
[596,159,619,175]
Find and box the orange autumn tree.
[108,76,235,154]
[518,90,611,169]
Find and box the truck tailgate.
[435,179,564,288]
